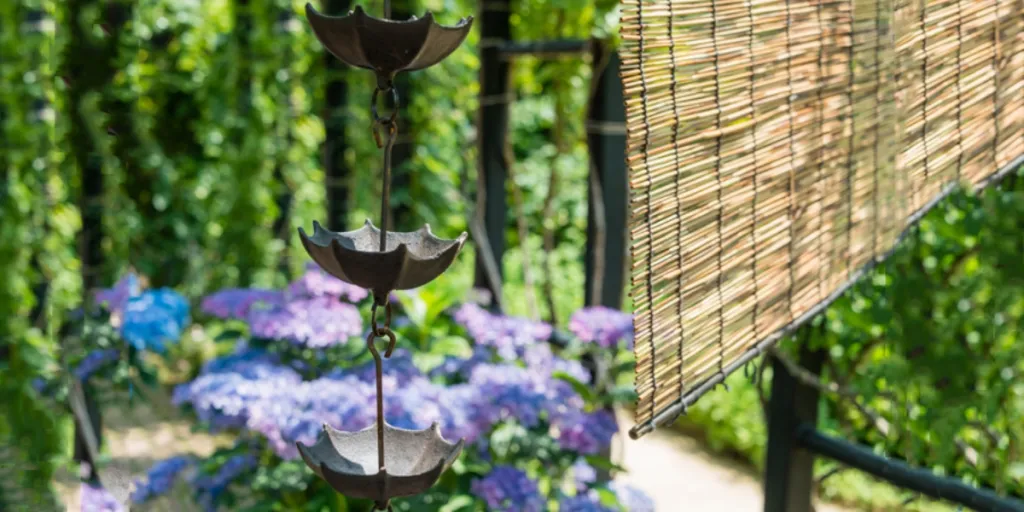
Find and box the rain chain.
[295,2,472,510]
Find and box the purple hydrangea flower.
[451,303,552,361]
[131,456,193,503]
[571,458,598,491]
[569,306,634,349]
[74,349,120,381]
[554,409,618,455]
[429,346,493,381]
[120,289,190,352]
[247,296,362,348]
[172,359,302,431]
[343,349,423,386]
[470,466,546,512]
[524,343,591,385]
[93,273,140,316]
[560,491,618,512]
[609,481,656,512]
[80,482,124,512]
[200,288,282,320]
[286,264,368,303]
[467,363,582,430]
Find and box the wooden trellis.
[621,0,1024,440]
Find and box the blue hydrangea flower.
[247,296,362,348]
[429,345,493,381]
[80,482,124,512]
[94,273,140,316]
[470,466,546,512]
[74,349,120,381]
[609,481,656,512]
[569,306,634,349]
[200,288,282,320]
[559,491,618,512]
[554,409,619,455]
[467,363,575,429]
[451,303,552,360]
[286,263,368,303]
[131,456,192,503]
[121,288,190,352]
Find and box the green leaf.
[438,495,474,512]
[429,336,472,358]
[553,371,595,403]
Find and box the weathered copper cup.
[298,220,467,302]
[297,422,464,504]
[304,3,472,85]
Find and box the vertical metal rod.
[380,124,396,252]
[374,351,385,471]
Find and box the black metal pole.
[324,0,351,229]
[473,0,511,305]
[763,344,824,512]
[584,39,628,309]
[389,0,414,232]
[798,426,1024,511]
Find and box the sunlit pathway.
[614,409,851,512]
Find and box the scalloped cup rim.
[304,3,473,31]
[298,220,468,264]
[296,421,465,480]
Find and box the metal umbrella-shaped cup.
[298,220,467,301]
[297,422,464,503]
[304,3,472,84]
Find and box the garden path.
[54,405,850,511]
[613,409,851,512]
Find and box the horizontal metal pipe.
[797,425,1024,512]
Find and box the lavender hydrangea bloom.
[200,288,282,320]
[559,491,618,512]
[74,349,120,381]
[554,409,619,455]
[429,346,493,380]
[571,458,598,491]
[609,481,656,512]
[246,376,376,458]
[287,264,368,303]
[467,363,582,430]
[470,466,546,512]
[80,482,124,512]
[247,296,362,348]
[131,456,192,503]
[524,343,591,385]
[344,349,423,385]
[94,273,140,316]
[451,303,552,360]
[121,289,190,352]
[172,360,302,431]
[569,306,634,349]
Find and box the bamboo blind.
[621,0,1024,439]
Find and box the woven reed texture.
[621,0,1024,439]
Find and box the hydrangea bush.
[130,265,650,511]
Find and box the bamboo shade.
[621,0,1024,439]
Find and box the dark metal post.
[473,0,511,303]
[389,1,414,231]
[324,0,351,229]
[584,40,628,308]
[763,344,824,512]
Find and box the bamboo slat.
[622,0,1024,439]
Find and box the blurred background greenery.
[1,0,1022,509]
